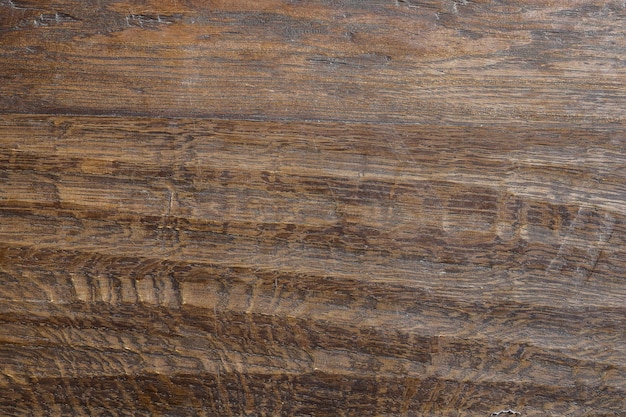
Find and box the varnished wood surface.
[1,1,625,416]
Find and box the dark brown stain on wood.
[0,0,625,416]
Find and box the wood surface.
[1,0,625,416]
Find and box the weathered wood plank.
[1,299,625,416]
[1,114,625,415]
[1,0,625,125]
[1,0,625,415]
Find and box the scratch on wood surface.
[547,205,588,274]
[165,182,175,217]
[547,205,617,292]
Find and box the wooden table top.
[1,1,625,416]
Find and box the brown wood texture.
[1,1,625,416]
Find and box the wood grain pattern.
[1,0,625,125]
[1,0,625,416]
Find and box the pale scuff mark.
[70,273,91,302]
[490,410,521,417]
[396,0,418,9]
[547,206,616,293]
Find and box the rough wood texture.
[1,0,625,416]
